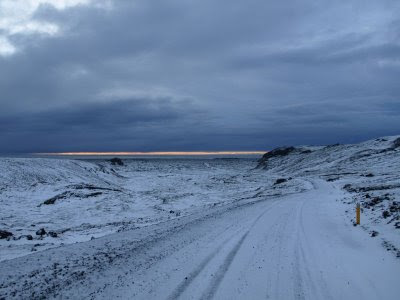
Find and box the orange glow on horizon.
[35,151,266,156]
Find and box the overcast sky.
[0,0,399,153]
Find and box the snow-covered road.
[1,179,398,299]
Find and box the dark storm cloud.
[0,0,399,152]
[0,97,209,152]
[4,98,190,130]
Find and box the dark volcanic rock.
[42,192,70,205]
[301,149,312,154]
[389,201,399,213]
[110,157,124,166]
[370,197,384,207]
[267,147,295,157]
[36,228,47,236]
[48,231,58,238]
[70,184,122,192]
[258,146,296,168]
[26,235,33,240]
[324,143,341,148]
[343,184,357,193]
[274,178,287,185]
[85,192,102,198]
[43,197,58,205]
[40,189,106,206]
[393,137,400,148]
[326,178,339,182]
[344,184,400,193]
[371,231,379,237]
[0,230,13,239]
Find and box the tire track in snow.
[167,199,280,300]
[269,208,293,298]
[166,232,238,300]
[200,230,250,300]
[200,200,280,299]
[293,198,313,300]
[295,181,333,300]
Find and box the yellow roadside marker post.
[356,203,360,225]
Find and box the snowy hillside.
[257,135,400,256]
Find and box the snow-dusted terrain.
[256,135,400,256]
[1,157,290,261]
[0,136,399,299]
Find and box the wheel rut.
[167,200,280,300]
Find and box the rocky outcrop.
[274,178,287,185]
[257,146,296,168]
[0,230,13,239]
[393,137,400,148]
[110,157,124,166]
[36,228,46,236]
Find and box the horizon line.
[34,151,266,156]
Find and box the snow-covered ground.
[256,134,400,257]
[0,135,399,299]
[2,157,304,261]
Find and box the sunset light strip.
[36,151,266,156]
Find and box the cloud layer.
[1,0,399,152]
